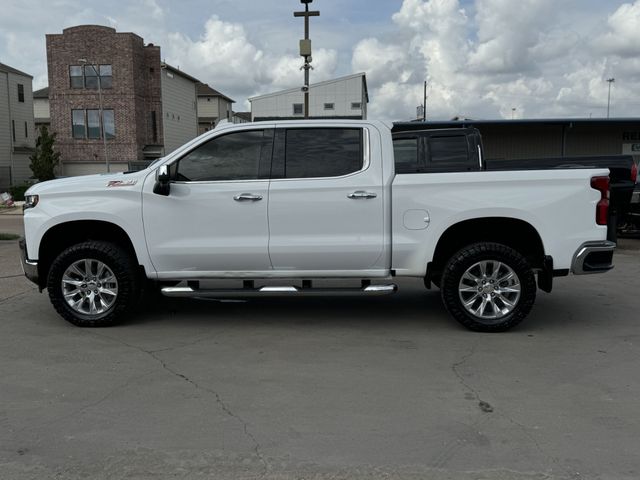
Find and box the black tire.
[47,241,141,327]
[440,242,536,332]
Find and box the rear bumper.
[571,241,616,275]
[18,237,39,285]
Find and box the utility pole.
[294,0,319,119]
[606,78,615,119]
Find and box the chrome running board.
[161,283,398,298]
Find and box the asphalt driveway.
[1,216,639,479]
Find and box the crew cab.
[19,120,616,331]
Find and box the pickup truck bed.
[392,125,637,241]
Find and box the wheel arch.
[427,217,546,286]
[37,220,144,289]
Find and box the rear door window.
[280,128,363,179]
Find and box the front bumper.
[571,241,616,275]
[18,237,39,285]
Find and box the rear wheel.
[47,241,140,327]
[440,242,536,332]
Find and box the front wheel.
[440,243,536,332]
[47,241,141,327]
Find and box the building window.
[17,84,24,102]
[324,103,334,110]
[72,110,85,138]
[293,103,303,115]
[24,121,28,138]
[84,65,98,89]
[12,120,16,142]
[99,65,112,88]
[70,66,83,88]
[71,109,115,139]
[351,102,362,110]
[87,110,101,139]
[70,65,113,89]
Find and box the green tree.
[29,125,61,181]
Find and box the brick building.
[46,25,199,176]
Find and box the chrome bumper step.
[160,283,398,298]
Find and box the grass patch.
[0,233,20,241]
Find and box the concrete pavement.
[1,216,639,479]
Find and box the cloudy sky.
[1,0,640,121]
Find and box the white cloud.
[351,0,640,120]
[163,15,338,106]
[1,0,639,119]
[597,1,640,57]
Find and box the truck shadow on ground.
[124,283,599,334]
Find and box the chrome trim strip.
[161,284,398,298]
[571,240,616,275]
[259,286,298,292]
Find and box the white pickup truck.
[19,120,616,331]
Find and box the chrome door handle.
[233,193,263,201]
[348,191,377,199]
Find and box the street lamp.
[79,58,110,173]
[511,107,516,120]
[606,78,615,119]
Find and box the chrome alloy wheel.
[458,260,521,321]
[61,259,118,315]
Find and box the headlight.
[23,195,39,211]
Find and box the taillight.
[591,176,610,226]
[631,162,638,183]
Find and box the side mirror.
[153,165,171,196]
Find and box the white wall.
[251,75,366,120]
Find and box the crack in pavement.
[86,330,270,478]
[448,343,575,479]
[451,343,492,413]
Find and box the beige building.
[0,62,35,189]
[160,63,200,156]
[33,86,50,130]
[197,83,234,133]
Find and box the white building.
[249,73,368,121]
[0,62,35,189]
